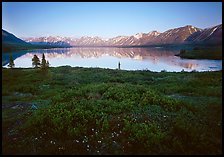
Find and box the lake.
[2,47,222,72]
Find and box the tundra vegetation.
[177,46,222,60]
[2,66,222,155]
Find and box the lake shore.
[175,46,222,60]
[2,46,222,72]
[2,66,222,155]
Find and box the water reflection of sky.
[2,47,222,72]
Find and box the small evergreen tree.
[41,53,50,69]
[41,53,50,74]
[8,54,15,68]
[32,54,40,68]
[41,53,47,70]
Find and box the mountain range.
[2,24,222,50]
[22,24,222,47]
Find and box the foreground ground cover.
[2,66,222,155]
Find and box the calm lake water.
[2,47,222,72]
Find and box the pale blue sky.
[2,2,222,38]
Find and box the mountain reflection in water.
[2,47,222,72]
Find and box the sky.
[2,2,222,39]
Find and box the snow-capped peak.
[134,33,143,39]
[148,31,160,36]
[102,38,109,41]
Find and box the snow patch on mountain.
[134,33,143,39]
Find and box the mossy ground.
[2,66,222,155]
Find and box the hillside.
[2,29,33,52]
[185,24,222,45]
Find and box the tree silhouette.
[8,54,15,68]
[41,53,47,70]
[41,53,50,70]
[32,54,40,68]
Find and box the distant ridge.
[23,24,222,47]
